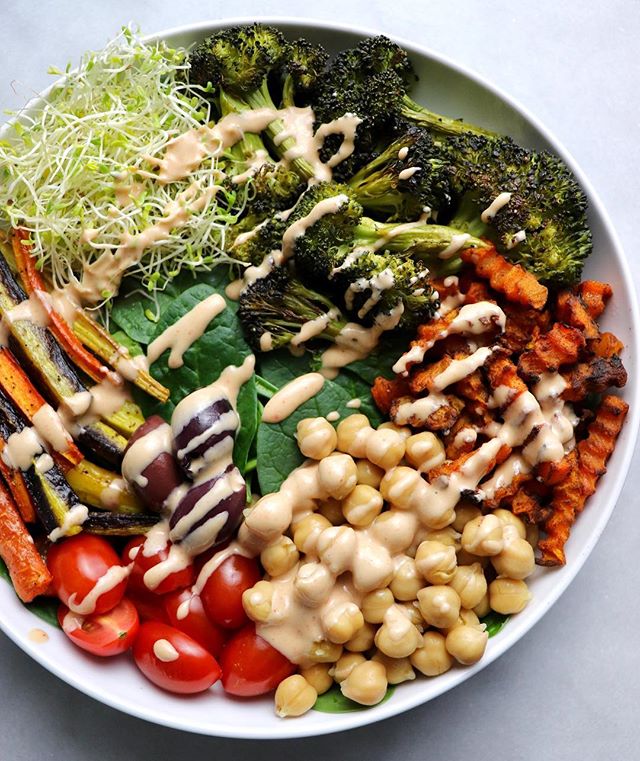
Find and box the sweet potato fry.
[486,355,528,397]
[371,376,411,415]
[428,441,511,484]
[556,291,599,339]
[518,323,586,379]
[588,331,624,359]
[511,484,552,524]
[481,455,532,509]
[443,414,477,459]
[536,457,572,486]
[462,280,493,305]
[390,394,464,432]
[461,244,548,309]
[561,356,627,402]
[499,303,551,355]
[577,280,612,319]
[454,369,491,418]
[0,478,52,602]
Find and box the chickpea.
[356,459,384,488]
[345,622,377,652]
[404,432,446,473]
[377,421,412,440]
[489,577,531,614]
[417,585,461,630]
[372,651,416,685]
[365,428,406,471]
[260,536,299,577]
[340,661,388,706]
[410,631,453,677]
[351,542,395,592]
[296,417,337,460]
[452,503,483,533]
[317,498,345,526]
[316,525,357,575]
[330,652,366,683]
[415,540,457,584]
[491,525,535,579]
[336,414,370,458]
[473,591,491,618]
[461,514,504,556]
[445,625,488,665]
[361,588,394,624]
[395,601,425,629]
[242,580,275,623]
[421,527,461,551]
[294,562,335,607]
[442,608,481,635]
[318,453,358,500]
[456,547,490,568]
[244,493,292,543]
[493,508,527,538]
[275,674,317,717]
[371,510,419,554]
[342,484,383,527]
[300,663,333,695]
[449,563,488,609]
[322,601,365,644]
[293,514,332,555]
[389,556,423,601]
[380,466,421,509]
[307,639,343,663]
[375,605,423,658]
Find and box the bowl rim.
[0,14,638,741]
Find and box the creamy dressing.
[291,309,341,347]
[5,290,52,328]
[281,194,350,261]
[1,427,42,470]
[48,503,89,542]
[262,373,325,423]
[326,411,340,423]
[346,398,362,409]
[481,192,512,223]
[122,422,173,488]
[67,563,132,615]
[312,113,363,169]
[59,377,131,435]
[230,149,270,185]
[506,229,527,250]
[430,347,493,391]
[32,404,74,454]
[480,454,530,500]
[397,146,409,160]
[398,166,421,181]
[147,293,226,368]
[153,639,180,662]
[452,427,478,450]
[438,233,470,260]
[393,393,449,426]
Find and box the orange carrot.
[0,478,52,602]
[0,441,36,523]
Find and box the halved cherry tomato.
[164,589,225,658]
[57,597,139,657]
[122,536,195,596]
[48,534,127,615]
[133,621,221,694]
[220,624,295,697]
[128,588,170,624]
[201,555,261,630]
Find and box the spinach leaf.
[137,278,257,472]
[313,684,395,713]
[481,611,510,637]
[110,329,143,357]
[0,560,60,629]
[256,350,382,494]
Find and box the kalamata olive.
[169,464,246,555]
[171,397,239,478]
[123,416,183,513]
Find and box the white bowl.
[0,16,638,740]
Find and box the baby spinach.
[313,684,395,713]
[0,560,60,629]
[255,351,383,494]
[481,611,510,637]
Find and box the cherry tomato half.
[164,589,225,658]
[220,624,295,697]
[133,621,221,694]
[48,535,127,615]
[123,536,195,596]
[58,597,139,657]
[201,555,261,630]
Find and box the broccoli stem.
[400,95,495,138]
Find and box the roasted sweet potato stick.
[371,376,411,415]
[556,291,599,339]
[518,323,586,379]
[561,356,627,402]
[577,280,612,319]
[461,244,548,309]
[589,332,624,359]
[0,478,52,602]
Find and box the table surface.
[1,1,639,759]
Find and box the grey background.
[1,1,638,759]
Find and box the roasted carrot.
[0,478,52,602]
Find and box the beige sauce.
[231,149,270,185]
[28,628,49,644]
[67,563,132,615]
[153,639,180,662]
[430,347,493,391]
[262,373,325,424]
[438,233,471,260]
[32,404,74,454]
[398,166,421,181]
[48,503,89,542]
[1,427,42,470]
[259,332,274,351]
[122,422,173,488]
[481,192,512,223]
[506,229,527,249]
[291,309,341,347]
[281,194,350,261]
[147,293,226,368]
[312,113,363,169]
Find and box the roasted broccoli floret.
[281,38,329,107]
[231,215,288,266]
[238,266,346,351]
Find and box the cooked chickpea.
[244,493,292,543]
[336,414,370,458]
[242,580,274,623]
[473,591,491,618]
[445,624,488,665]
[377,421,412,440]
[342,484,383,527]
[489,577,531,614]
[449,563,488,609]
[421,527,461,551]
[260,536,299,577]
[345,622,377,652]
[361,588,394,624]
[461,514,504,556]
[389,556,422,601]
[410,631,453,677]
[443,608,481,634]
[296,417,337,460]
[456,547,490,568]
[365,428,406,470]
[317,497,345,526]
[307,639,343,663]
[452,503,483,533]
[491,524,535,579]
[293,514,332,554]
[375,605,423,658]
[395,601,424,628]
[355,459,384,488]
[294,562,335,607]
[380,466,421,509]
[322,601,365,644]
[415,540,457,584]
[275,674,317,718]
[300,663,333,695]
[371,510,419,554]
[318,453,358,500]
[404,432,446,472]
[372,651,416,685]
[340,661,388,706]
[315,525,357,575]
[330,652,366,683]
[417,585,461,629]
[493,508,527,538]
